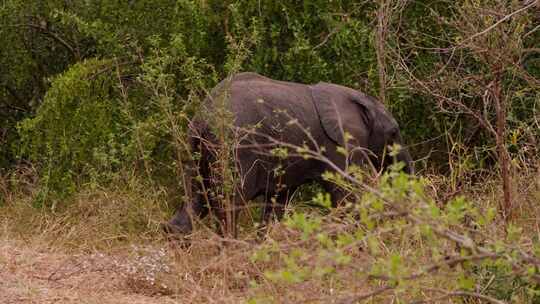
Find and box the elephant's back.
[229,74,319,131]
[198,72,330,148]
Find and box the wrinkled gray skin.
[163,72,413,236]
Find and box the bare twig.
[313,24,345,50]
[457,1,537,48]
[87,59,136,80]
[338,285,394,304]
[369,253,500,282]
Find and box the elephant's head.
[367,100,414,174]
[310,83,414,174]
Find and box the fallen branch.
[412,288,507,304]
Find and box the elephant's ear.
[310,83,374,146]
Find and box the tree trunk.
[376,0,388,104]
[492,72,512,221]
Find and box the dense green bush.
[18,59,127,199]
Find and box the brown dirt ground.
[0,240,179,304]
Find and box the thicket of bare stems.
[380,0,539,222]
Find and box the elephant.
[162,72,413,237]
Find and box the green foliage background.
[0,0,538,199]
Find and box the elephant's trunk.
[397,148,414,175]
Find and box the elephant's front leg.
[163,153,216,236]
[163,196,209,235]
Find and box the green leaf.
[458,273,475,291]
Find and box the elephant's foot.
[160,221,193,246]
[162,207,195,235]
[161,222,185,234]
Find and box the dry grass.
[1,168,539,303]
